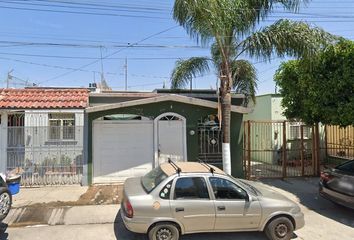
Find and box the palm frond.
[236,0,307,33]
[240,19,336,61]
[231,60,258,102]
[171,57,211,89]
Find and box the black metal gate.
[198,115,223,169]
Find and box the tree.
[275,40,354,126]
[171,0,334,174]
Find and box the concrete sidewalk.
[12,185,88,208]
[4,204,120,227]
[3,184,122,228]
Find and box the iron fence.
[243,120,320,179]
[198,121,223,169]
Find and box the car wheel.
[148,223,180,240]
[0,189,12,221]
[265,216,294,240]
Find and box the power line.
[0,56,117,75]
[9,0,172,11]
[0,4,170,19]
[0,40,205,49]
[39,25,179,84]
[0,0,170,13]
[3,2,354,22]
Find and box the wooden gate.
[243,121,321,179]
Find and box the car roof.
[160,162,226,176]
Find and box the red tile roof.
[0,88,89,109]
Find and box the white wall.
[0,112,8,173]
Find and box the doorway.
[154,112,187,166]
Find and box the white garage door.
[93,120,154,183]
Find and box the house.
[0,88,89,185]
[82,89,251,185]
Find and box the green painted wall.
[244,95,272,121]
[87,101,244,184]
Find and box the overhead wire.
[1,0,354,87]
[38,25,179,84]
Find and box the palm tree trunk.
[220,64,232,175]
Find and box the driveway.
[115,177,354,240]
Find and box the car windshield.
[141,167,168,193]
[228,175,259,196]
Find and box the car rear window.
[141,167,168,193]
[336,160,354,174]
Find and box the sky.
[0,0,354,94]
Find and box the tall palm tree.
[171,0,334,175]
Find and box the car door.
[170,176,215,233]
[209,177,261,231]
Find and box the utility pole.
[6,69,13,88]
[100,46,105,82]
[124,57,128,91]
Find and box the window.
[289,124,311,140]
[49,113,75,140]
[159,180,173,200]
[141,167,168,193]
[336,160,354,174]
[209,177,248,200]
[174,177,209,200]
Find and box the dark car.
[319,160,354,209]
[0,175,12,221]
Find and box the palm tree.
[171,0,334,175]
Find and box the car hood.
[123,177,147,197]
[241,180,294,202]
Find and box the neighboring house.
[0,88,89,185]
[82,89,251,185]
[244,94,312,165]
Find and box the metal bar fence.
[3,124,84,186]
[243,120,316,179]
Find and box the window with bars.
[289,124,311,140]
[48,113,75,140]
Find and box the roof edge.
[86,94,251,114]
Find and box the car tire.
[0,189,12,221]
[265,216,294,240]
[148,223,180,240]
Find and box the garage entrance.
[92,119,154,183]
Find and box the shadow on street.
[260,178,354,228]
[0,222,8,240]
[113,210,270,240]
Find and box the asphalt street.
[1,178,353,240]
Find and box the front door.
[209,177,262,230]
[170,176,215,233]
[157,114,185,164]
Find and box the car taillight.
[320,172,333,182]
[123,199,134,218]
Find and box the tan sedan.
[121,161,304,240]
